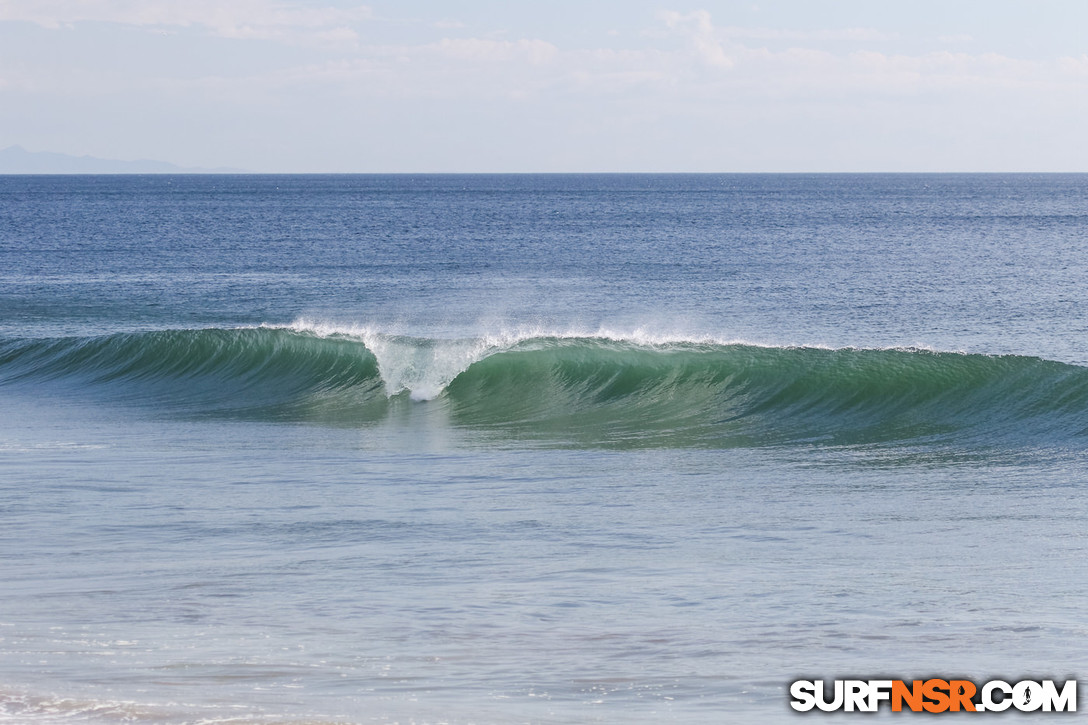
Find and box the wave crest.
[3,326,1087,446]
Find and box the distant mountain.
[0,145,246,174]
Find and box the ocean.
[0,173,1085,723]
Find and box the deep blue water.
[0,174,1086,723]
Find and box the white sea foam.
[0,684,358,724]
[257,318,971,401]
[266,318,765,400]
[258,319,497,400]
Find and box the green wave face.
[447,340,1088,447]
[0,328,388,420]
[3,328,1087,447]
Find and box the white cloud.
[0,0,372,42]
[433,38,558,65]
[6,3,1086,165]
[1058,54,1088,76]
[719,26,892,42]
[661,10,733,69]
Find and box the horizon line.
[2,170,1087,176]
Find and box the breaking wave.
[3,324,1088,447]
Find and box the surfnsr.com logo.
[789,679,1077,713]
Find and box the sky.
[1,0,1086,172]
